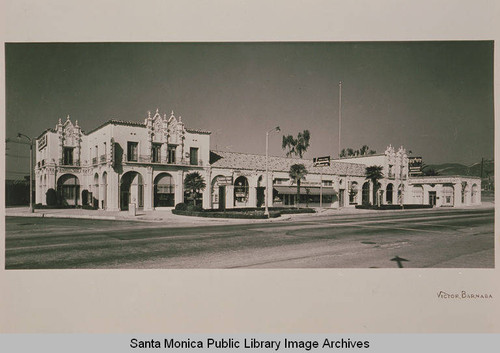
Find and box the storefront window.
[234,176,249,203]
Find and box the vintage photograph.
[5,42,494,269]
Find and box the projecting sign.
[313,156,331,167]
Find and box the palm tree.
[365,165,384,206]
[289,163,308,208]
[184,172,206,207]
[282,130,310,158]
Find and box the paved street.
[4,208,494,269]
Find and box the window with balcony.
[63,147,74,165]
[190,147,198,165]
[167,145,176,164]
[152,143,161,163]
[127,142,138,162]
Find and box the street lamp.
[264,126,280,217]
[17,133,34,213]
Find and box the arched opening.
[256,175,265,207]
[471,184,478,204]
[102,172,108,209]
[211,175,227,210]
[234,176,249,206]
[154,173,175,207]
[349,181,358,205]
[120,171,144,211]
[362,181,370,205]
[386,183,394,204]
[442,184,454,206]
[93,173,100,208]
[57,174,80,206]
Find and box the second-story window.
[127,142,138,162]
[322,180,333,186]
[167,145,176,164]
[152,143,161,163]
[190,147,199,165]
[63,147,74,165]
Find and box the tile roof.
[186,128,211,135]
[210,151,366,176]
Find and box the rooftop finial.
[148,111,151,119]
[156,108,159,114]
[66,115,70,121]
[171,110,174,117]
[58,118,62,125]
[178,116,182,122]
[75,120,79,127]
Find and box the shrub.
[187,204,203,212]
[175,203,188,211]
[46,188,57,206]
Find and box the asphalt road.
[4,208,494,269]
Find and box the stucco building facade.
[35,111,481,211]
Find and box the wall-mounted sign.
[313,156,331,167]
[38,135,47,151]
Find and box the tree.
[183,172,206,207]
[339,145,377,158]
[282,130,310,158]
[365,165,384,206]
[289,163,308,208]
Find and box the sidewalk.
[5,201,494,225]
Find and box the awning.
[273,186,337,195]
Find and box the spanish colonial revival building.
[35,110,481,211]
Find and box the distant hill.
[424,159,494,178]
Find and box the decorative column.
[176,170,184,205]
[144,167,154,211]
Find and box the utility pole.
[338,81,342,158]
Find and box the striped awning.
[273,186,337,195]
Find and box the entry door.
[218,186,226,210]
[121,190,130,210]
[429,191,437,206]
[339,189,345,207]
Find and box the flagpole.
[338,81,342,158]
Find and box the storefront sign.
[38,135,47,150]
[217,176,233,185]
[409,157,423,175]
[313,156,330,167]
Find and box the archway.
[234,176,249,206]
[154,173,175,207]
[211,175,227,209]
[57,174,80,206]
[120,171,144,210]
[471,184,478,204]
[386,183,394,204]
[349,181,358,205]
[102,172,108,209]
[93,173,99,208]
[362,181,370,205]
[442,184,454,206]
